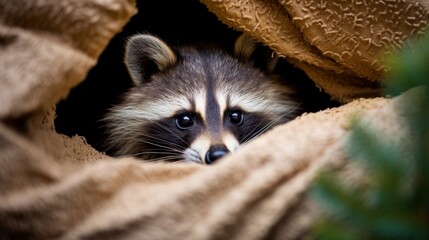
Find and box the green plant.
[311,32,429,239]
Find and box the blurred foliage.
[311,31,429,239]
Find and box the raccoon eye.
[175,113,194,129]
[229,110,243,125]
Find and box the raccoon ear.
[234,34,279,73]
[125,34,177,85]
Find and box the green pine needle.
[311,31,429,239]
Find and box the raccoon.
[102,33,303,164]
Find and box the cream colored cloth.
[0,0,427,239]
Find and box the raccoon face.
[103,34,301,164]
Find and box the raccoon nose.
[205,146,229,164]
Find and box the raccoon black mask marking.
[103,33,302,164]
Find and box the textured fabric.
[0,0,427,239]
[0,0,136,118]
[200,0,429,102]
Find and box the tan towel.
[0,0,427,239]
[201,0,429,102]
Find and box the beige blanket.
[0,0,427,239]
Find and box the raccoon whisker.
[151,121,189,146]
[241,117,280,143]
[241,103,302,143]
[128,151,181,156]
[242,109,298,144]
[242,121,275,144]
[183,148,201,164]
[132,158,179,163]
[241,117,269,142]
[136,132,187,150]
[115,151,181,160]
[130,148,180,153]
[185,159,201,164]
[136,139,186,153]
[251,103,303,141]
[185,157,201,164]
[145,156,184,162]
[128,150,184,161]
[170,159,197,164]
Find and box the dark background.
[54,0,338,154]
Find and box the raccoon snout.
[205,145,229,164]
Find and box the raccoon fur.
[102,33,303,164]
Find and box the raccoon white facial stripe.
[223,132,239,152]
[194,91,207,121]
[228,92,285,116]
[189,134,211,163]
[113,96,191,121]
[216,88,283,116]
[215,91,227,119]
